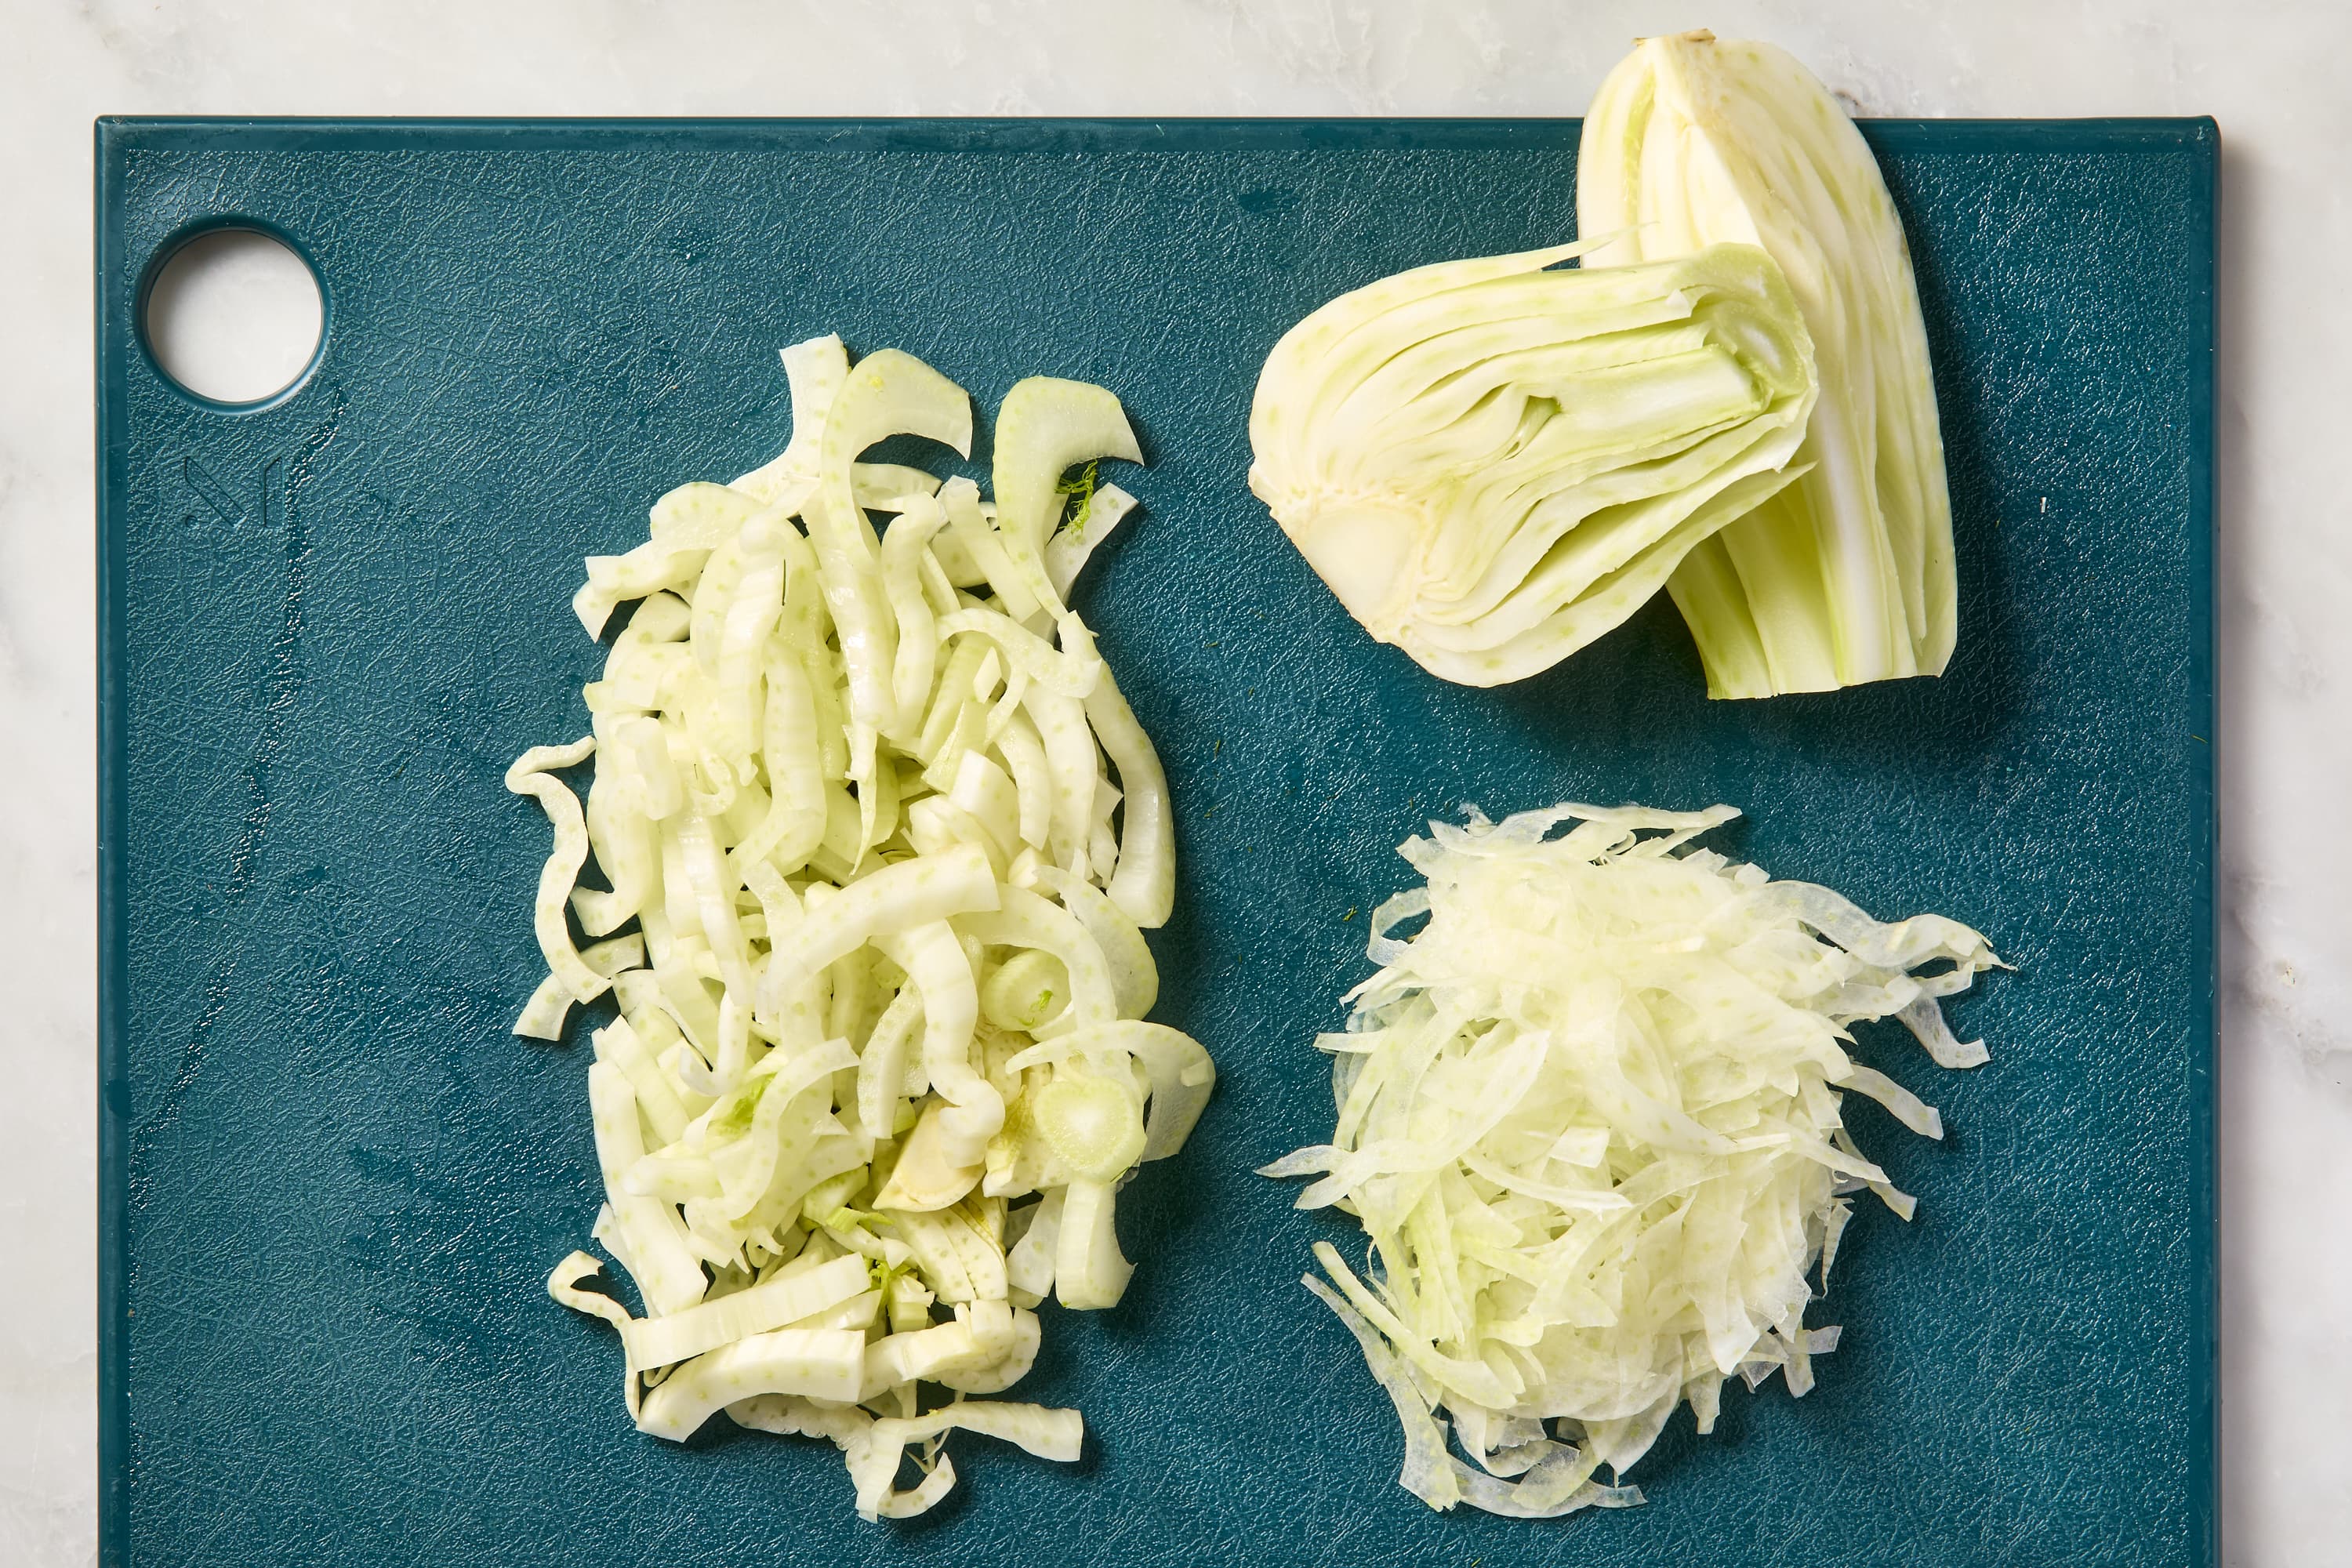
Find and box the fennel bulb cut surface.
[1579,31,1958,699]
[1264,802,2002,1518]
[513,336,1215,1521]
[1249,241,1817,687]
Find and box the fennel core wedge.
[1579,30,1959,698]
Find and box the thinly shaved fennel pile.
[1261,802,2000,1519]
[508,334,1216,1521]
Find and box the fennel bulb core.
[1270,493,1429,641]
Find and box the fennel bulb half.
[1579,31,1958,698]
[1250,241,1817,688]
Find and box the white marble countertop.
[5,3,2344,1563]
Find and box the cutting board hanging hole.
[140,223,324,408]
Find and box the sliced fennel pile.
[509,335,1216,1522]
[1249,242,1817,687]
[1262,802,2000,1518]
[1579,31,1957,698]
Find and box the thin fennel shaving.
[1262,801,2001,1518]
[512,336,1214,1521]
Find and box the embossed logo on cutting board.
[180,453,260,531]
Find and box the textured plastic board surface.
[96,118,2215,1567]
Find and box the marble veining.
[5,3,2346,1565]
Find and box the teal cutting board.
[96,117,2216,1567]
